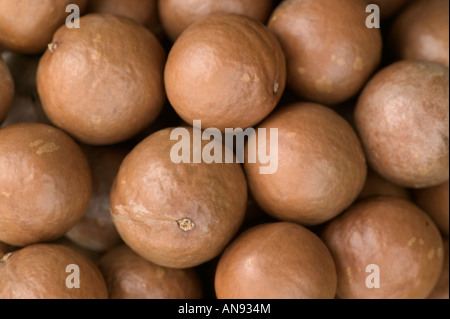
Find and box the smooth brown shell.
[0,123,92,247]
[389,0,449,67]
[244,103,367,226]
[322,196,444,299]
[358,169,411,201]
[37,13,166,145]
[414,181,449,237]
[215,222,337,299]
[268,0,382,105]
[362,0,410,19]
[159,0,274,41]
[0,57,14,124]
[354,60,449,188]
[98,245,203,299]
[164,14,286,131]
[86,0,162,37]
[0,0,88,54]
[65,144,130,252]
[110,127,248,268]
[0,244,108,299]
[428,238,449,299]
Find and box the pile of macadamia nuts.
[0,0,448,300]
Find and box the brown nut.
[0,0,88,54]
[414,181,449,237]
[65,144,130,252]
[110,127,248,269]
[164,14,286,131]
[0,123,92,247]
[0,57,14,124]
[37,13,166,145]
[98,245,204,299]
[159,0,274,41]
[215,222,337,299]
[244,103,367,226]
[268,0,382,105]
[0,243,108,299]
[322,196,444,299]
[354,60,449,189]
[389,0,449,67]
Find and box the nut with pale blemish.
[322,196,444,299]
[268,0,382,105]
[0,123,92,247]
[315,77,333,94]
[354,60,449,189]
[37,13,166,145]
[177,218,195,232]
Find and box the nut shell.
[0,244,108,299]
[165,14,286,131]
[268,0,382,105]
[354,60,449,188]
[98,245,203,299]
[215,222,337,299]
[0,0,88,54]
[110,127,248,268]
[390,0,449,67]
[0,123,92,247]
[322,196,444,299]
[37,13,166,145]
[245,103,367,226]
